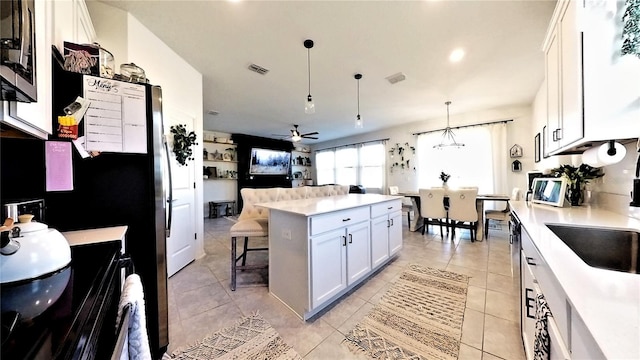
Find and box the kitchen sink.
[546,224,639,274]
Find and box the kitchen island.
[511,202,640,359]
[257,194,403,320]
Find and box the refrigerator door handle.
[164,135,173,237]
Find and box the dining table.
[398,191,510,241]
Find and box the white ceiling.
[96,0,556,144]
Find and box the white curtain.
[416,123,507,195]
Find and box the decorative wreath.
[170,124,197,166]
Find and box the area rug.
[344,264,469,360]
[166,313,302,360]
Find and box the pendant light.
[354,73,363,128]
[433,101,465,149]
[304,39,315,114]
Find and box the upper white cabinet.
[1,1,53,139]
[1,0,96,139]
[544,0,640,155]
[52,0,96,52]
[543,0,584,153]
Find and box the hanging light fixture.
[354,73,363,128]
[304,39,315,114]
[434,101,465,149]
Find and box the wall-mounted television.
[531,177,568,207]
[249,148,291,175]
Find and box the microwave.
[0,0,37,102]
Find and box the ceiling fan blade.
[303,136,318,140]
[301,131,319,136]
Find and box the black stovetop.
[1,241,121,359]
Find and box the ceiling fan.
[274,125,319,142]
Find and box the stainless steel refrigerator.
[42,57,171,358]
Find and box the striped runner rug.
[344,264,469,360]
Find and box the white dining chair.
[447,187,479,242]
[389,186,413,227]
[484,187,521,239]
[418,188,447,238]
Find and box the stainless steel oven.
[0,0,37,102]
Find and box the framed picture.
[510,144,523,158]
[534,133,541,163]
[542,126,550,159]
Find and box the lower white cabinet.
[371,209,402,268]
[311,221,370,309]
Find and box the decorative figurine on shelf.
[439,171,451,187]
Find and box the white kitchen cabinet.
[311,220,370,308]
[520,228,571,360]
[1,1,53,139]
[52,0,96,52]
[371,207,403,269]
[264,194,402,320]
[570,309,605,359]
[544,0,583,153]
[543,0,640,155]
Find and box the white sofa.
[229,185,350,290]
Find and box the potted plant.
[549,164,604,206]
[439,171,451,187]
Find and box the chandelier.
[434,101,465,149]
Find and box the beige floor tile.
[466,286,487,312]
[270,315,336,357]
[484,289,519,322]
[351,275,388,301]
[169,263,217,293]
[336,301,375,335]
[482,352,507,360]
[483,314,526,360]
[459,343,483,360]
[304,330,369,359]
[486,272,518,295]
[175,282,233,320]
[314,293,367,329]
[461,308,485,350]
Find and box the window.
[315,141,386,192]
[416,123,506,194]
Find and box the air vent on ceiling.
[207,110,219,116]
[386,72,406,84]
[248,63,269,75]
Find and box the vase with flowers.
[549,164,604,206]
[439,171,451,188]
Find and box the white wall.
[87,5,206,258]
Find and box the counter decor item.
[550,164,604,206]
[439,171,451,187]
[170,124,197,166]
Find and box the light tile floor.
[166,217,525,360]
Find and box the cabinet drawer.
[310,207,369,236]
[370,200,402,218]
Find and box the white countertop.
[256,194,402,216]
[62,226,128,249]
[511,202,640,359]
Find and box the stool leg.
[209,202,214,219]
[241,237,249,267]
[231,236,237,291]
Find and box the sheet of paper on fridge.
[45,141,73,191]
[82,75,147,154]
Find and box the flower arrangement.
[549,164,604,205]
[439,171,451,183]
[170,124,197,166]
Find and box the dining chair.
[484,187,521,239]
[418,188,447,238]
[447,187,479,242]
[389,186,413,227]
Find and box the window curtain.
[416,122,507,195]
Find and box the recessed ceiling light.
[449,48,465,63]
